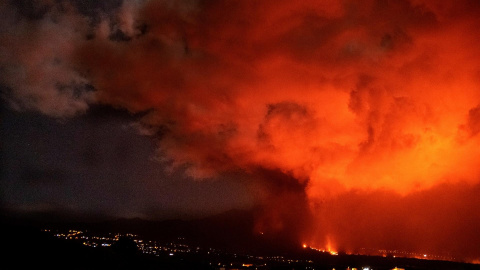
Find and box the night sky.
[1,0,480,263]
[1,104,253,218]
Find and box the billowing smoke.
[2,0,480,262]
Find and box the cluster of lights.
[45,229,330,269]
[48,229,269,267]
[48,229,192,255]
[140,240,193,255]
[48,229,85,240]
[46,229,462,270]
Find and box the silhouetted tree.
[112,236,138,257]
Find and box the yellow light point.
[303,244,307,248]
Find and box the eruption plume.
[2,0,480,262]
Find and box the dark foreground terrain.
[2,210,479,270]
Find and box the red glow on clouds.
[2,0,480,263]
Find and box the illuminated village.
[42,228,462,270]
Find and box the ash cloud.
[2,0,480,262]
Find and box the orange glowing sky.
[1,0,480,263]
